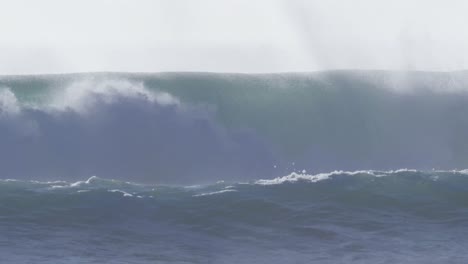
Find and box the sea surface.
[2,170,468,263]
[2,71,468,263]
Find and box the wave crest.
[46,79,179,113]
[0,79,275,183]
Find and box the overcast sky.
[0,0,467,74]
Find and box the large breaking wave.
[3,71,468,263]
[0,78,275,183]
[1,70,468,183]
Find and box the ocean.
[1,71,468,263]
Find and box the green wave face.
[1,71,468,183]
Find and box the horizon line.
[1,69,468,78]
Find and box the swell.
[2,170,468,224]
[1,71,468,183]
[3,170,468,263]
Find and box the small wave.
[70,175,100,187]
[255,172,330,185]
[46,176,102,189]
[456,169,468,175]
[255,169,423,185]
[1,179,20,182]
[193,189,237,197]
[108,189,133,197]
[255,170,376,185]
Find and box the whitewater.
[2,71,468,263]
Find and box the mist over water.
[2,1,468,74]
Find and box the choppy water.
[2,71,468,263]
[2,170,468,263]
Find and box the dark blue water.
[2,170,468,263]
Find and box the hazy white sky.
[0,0,467,74]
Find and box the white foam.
[457,169,468,175]
[255,169,420,185]
[50,185,66,189]
[70,176,100,187]
[385,168,418,174]
[0,88,20,115]
[255,172,332,185]
[193,189,237,197]
[2,179,19,182]
[184,185,203,189]
[47,80,179,114]
[108,189,133,197]
[429,169,468,175]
